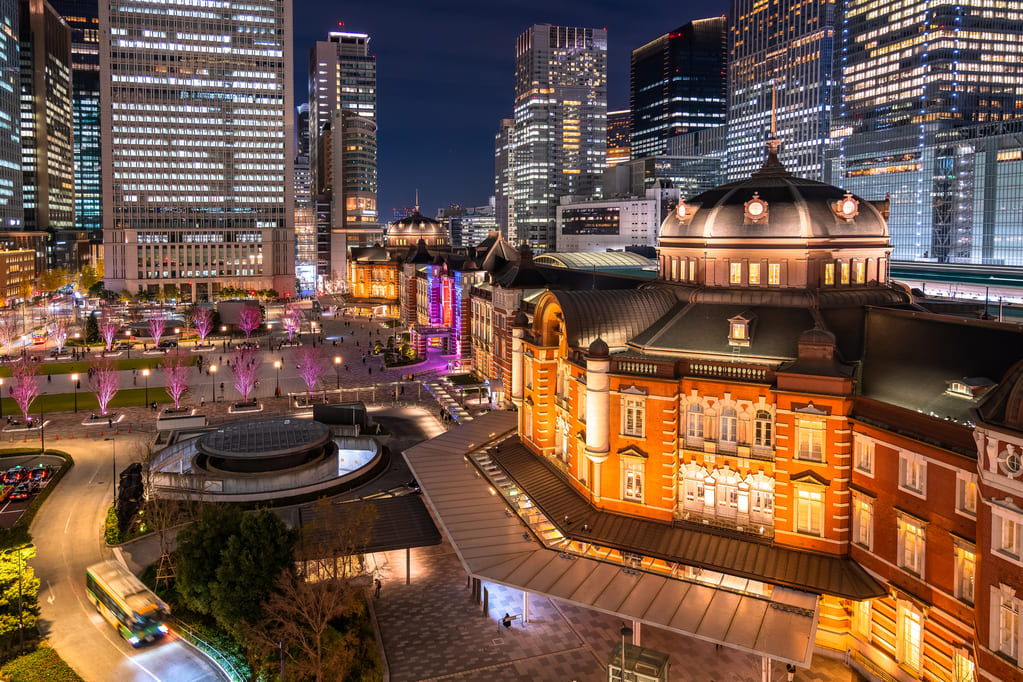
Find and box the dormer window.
[945,377,995,401]
[728,311,756,347]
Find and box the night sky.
[292,0,729,221]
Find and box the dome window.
[744,193,768,224]
[728,310,756,347]
[833,192,860,222]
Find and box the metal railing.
[170,617,248,682]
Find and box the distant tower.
[511,24,607,251]
[629,17,727,159]
[494,117,514,240]
[606,110,631,167]
[726,0,835,181]
[0,0,21,234]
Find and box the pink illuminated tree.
[161,353,190,409]
[294,346,326,404]
[231,346,261,403]
[89,360,120,416]
[148,308,167,348]
[9,358,38,423]
[0,311,18,356]
[99,310,118,352]
[50,314,71,354]
[280,303,303,343]
[238,304,262,342]
[193,306,213,346]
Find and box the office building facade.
[511,24,607,251]
[727,0,835,181]
[630,17,727,160]
[555,192,670,253]
[99,0,295,300]
[606,109,630,167]
[50,0,100,235]
[494,117,514,240]
[833,0,1023,264]
[20,0,74,235]
[0,0,18,234]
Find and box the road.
[29,435,227,682]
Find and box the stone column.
[584,338,610,502]
[510,312,527,408]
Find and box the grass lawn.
[0,355,197,377]
[1,387,173,416]
[0,645,83,681]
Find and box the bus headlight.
[129,636,139,645]
[157,625,168,634]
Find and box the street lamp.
[0,377,4,419]
[209,364,217,403]
[619,623,633,682]
[124,330,131,358]
[142,368,150,406]
[273,360,281,397]
[334,356,341,389]
[70,373,78,413]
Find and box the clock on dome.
[743,193,768,223]
[834,192,860,222]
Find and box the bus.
[31,330,45,345]
[85,560,170,646]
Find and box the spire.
[414,189,419,213]
[752,79,791,179]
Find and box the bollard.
[115,430,118,435]
[54,435,58,440]
[99,430,103,436]
[69,433,73,439]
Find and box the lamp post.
[142,368,150,405]
[618,623,633,682]
[0,377,4,420]
[273,360,281,397]
[124,330,131,358]
[209,364,217,403]
[334,356,341,389]
[70,373,78,412]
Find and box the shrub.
[104,506,120,545]
[0,645,83,681]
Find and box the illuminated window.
[729,262,742,284]
[855,261,865,283]
[854,437,874,475]
[852,493,873,549]
[841,261,850,284]
[795,486,824,536]
[768,263,780,285]
[899,452,926,496]
[686,402,704,443]
[997,590,1020,661]
[719,407,737,451]
[796,419,825,462]
[854,600,872,639]
[730,322,746,340]
[994,509,1021,560]
[824,263,834,285]
[621,397,645,437]
[748,263,760,284]
[753,409,772,448]
[954,651,975,682]
[956,472,977,516]
[954,542,976,604]
[897,602,922,672]
[623,461,643,502]
[897,513,926,575]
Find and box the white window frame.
[993,507,1022,563]
[853,436,874,476]
[992,586,1020,663]
[686,402,704,444]
[621,396,645,438]
[896,600,923,672]
[748,262,760,284]
[955,471,977,517]
[753,409,773,449]
[748,473,774,526]
[719,406,737,451]
[623,459,643,503]
[852,492,873,550]
[768,262,780,285]
[953,541,976,604]
[794,485,824,537]
[729,261,742,284]
[896,512,926,576]
[854,600,872,640]
[796,419,825,463]
[898,452,927,497]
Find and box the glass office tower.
[99,0,295,300]
[0,0,20,232]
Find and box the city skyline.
[292,0,728,219]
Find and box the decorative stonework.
[744,193,769,224]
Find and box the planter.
[143,349,168,356]
[227,401,263,414]
[2,419,48,433]
[44,353,73,362]
[161,407,194,416]
[191,344,216,353]
[156,409,206,431]
[83,413,123,427]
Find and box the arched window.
[686,402,704,444]
[714,468,741,519]
[682,465,708,512]
[720,407,737,452]
[748,473,775,525]
[754,409,773,449]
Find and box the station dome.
[385,199,449,248]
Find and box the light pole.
[70,373,78,412]
[124,330,131,358]
[274,360,281,397]
[209,364,217,403]
[142,368,150,405]
[0,377,4,420]
[334,356,341,390]
[619,623,633,682]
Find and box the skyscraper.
[511,24,607,251]
[50,0,100,235]
[494,117,513,240]
[629,17,727,159]
[100,0,294,300]
[726,0,835,181]
[0,0,21,234]
[20,0,74,235]
[606,110,630,167]
[308,30,378,287]
[833,0,1023,264]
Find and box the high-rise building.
[50,0,100,236]
[494,117,514,241]
[99,0,294,301]
[606,109,631,167]
[726,0,835,181]
[630,17,727,159]
[0,0,21,234]
[20,0,74,236]
[833,0,1023,264]
[308,31,378,287]
[295,102,309,158]
[511,24,607,251]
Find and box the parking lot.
[0,454,64,528]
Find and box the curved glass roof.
[534,251,657,270]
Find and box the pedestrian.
[46,374,51,383]
[107,417,112,427]
[133,376,137,386]
[786,663,796,682]
[502,613,512,629]
[368,367,372,375]
[374,578,381,598]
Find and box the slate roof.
[490,438,885,601]
[550,288,679,351]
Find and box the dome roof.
[660,149,888,242]
[588,337,610,358]
[386,210,447,239]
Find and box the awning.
[403,412,820,667]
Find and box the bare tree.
[161,352,190,409]
[238,304,262,341]
[10,358,38,422]
[49,314,72,354]
[148,308,167,348]
[89,359,120,415]
[99,310,119,351]
[0,311,17,356]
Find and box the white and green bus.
[85,560,170,647]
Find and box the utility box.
[607,642,670,682]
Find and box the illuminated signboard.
[561,207,620,236]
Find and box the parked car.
[29,466,52,484]
[9,482,34,500]
[158,340,177,348]
[3,467,25,486]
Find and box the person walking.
[374,578,382,599]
